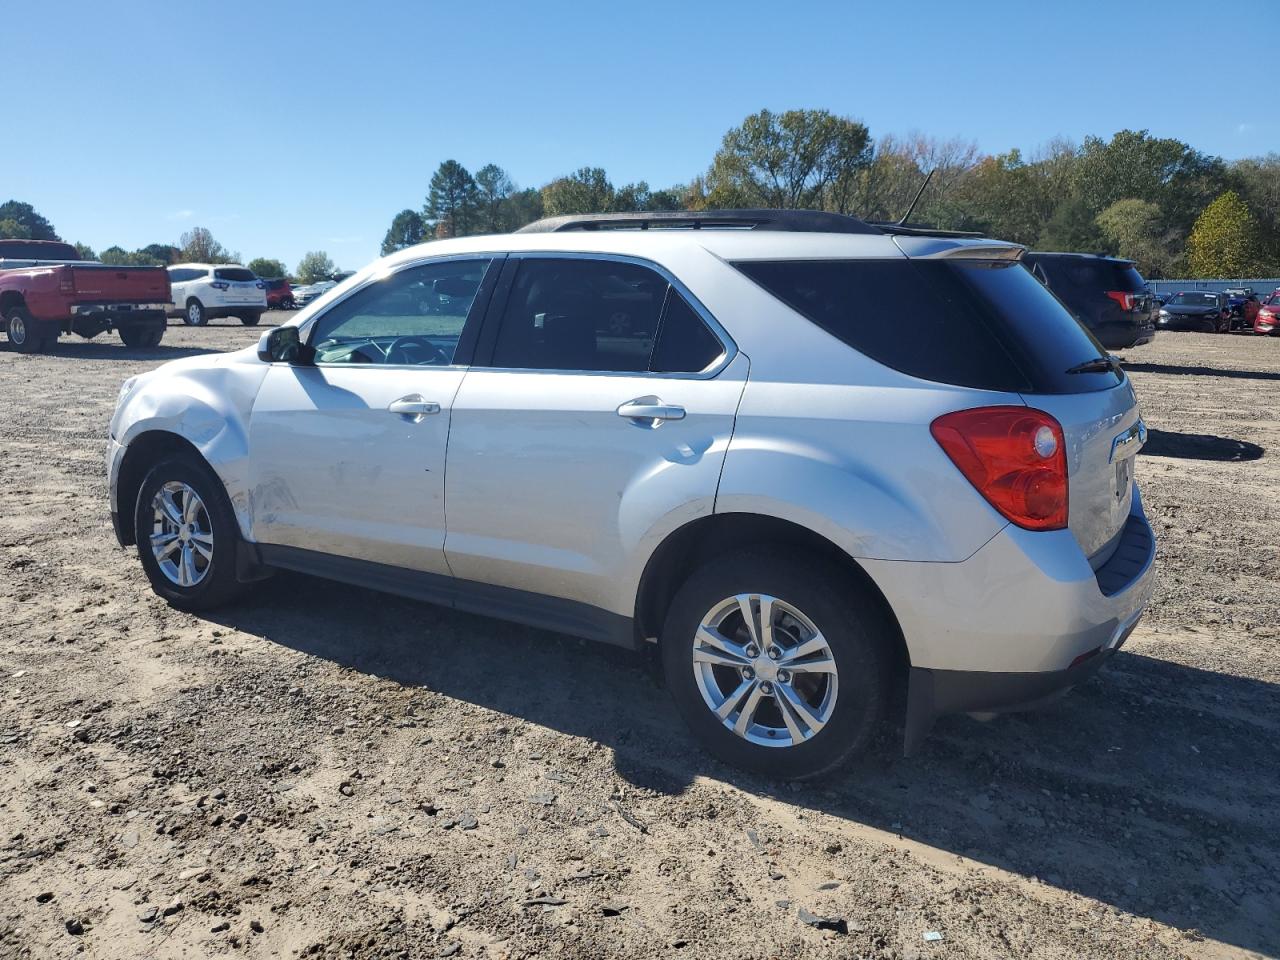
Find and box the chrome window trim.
[479,251,738,381]
[295,252,499,370]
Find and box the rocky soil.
[1,320,1277,959]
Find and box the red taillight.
[930,406,1069,531]
[1105,290,1136,311]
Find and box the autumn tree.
[1186,192,1268,278]
[1095,199,1179,277]
[178,226,236,263]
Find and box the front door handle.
[617,396,686,426]
[388,395,441,422]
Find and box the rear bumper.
[860,490,1156,752]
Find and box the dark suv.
[1022,253,1156,350]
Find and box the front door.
[248,256,496,574]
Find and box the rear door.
[443,254,746,616]
[248,255,497,574]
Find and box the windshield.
[1170,293,1219,306]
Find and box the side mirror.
[257,325,312,364]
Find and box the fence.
[1148,278,1280,296]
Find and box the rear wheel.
[661,550,890,780]
[133,454,250,610]
[118,323,165,348]
[184,299,207,326]
[5,305,48,353]
[239,311,263,326]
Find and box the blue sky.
[8,0,1277,271]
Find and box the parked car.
[1156,291,1233,332]
[1255,290,1280,336]
[166,264,267,326]
[291,280,337,307]
[1021,252,1156,349]
[0,239,169,352]
[107,210,1155,778]
[263,278,295,310]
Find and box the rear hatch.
[734,242,1141,563]
[212,267,266,304]
[68,264,170,303]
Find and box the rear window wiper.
[1065,355,1120,375]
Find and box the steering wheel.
[385,335,447,366]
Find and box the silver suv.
[107,211,1156,779]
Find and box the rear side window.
[489,258,723,374]
[734,258,1121,394]
[215,267,255,281]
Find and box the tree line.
[6,109,1279,281]
[380,110,1280,279]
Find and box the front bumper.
[106,437,130,546]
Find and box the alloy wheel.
[691,593,838,748]
[150,481,213,587]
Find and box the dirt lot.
[1,318,1277,960]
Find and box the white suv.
[167,263,267,326]
[108,211,1155,778]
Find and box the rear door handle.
[617,396,686,426]
[388,395,441,422]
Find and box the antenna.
[897,168,935,226]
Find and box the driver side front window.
[307,258,492,365]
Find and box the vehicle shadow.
[203,572,1280,956]
[1142,428,1264,462]
[35,342,218,361]
[1123,361,1280,383]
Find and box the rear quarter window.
[734,258,1121,395]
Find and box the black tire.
[118,323,165,348]
[660,549,890,780]
[133,453,251,610]
[183,299,207,326]
[282,297,295,311]
[5,305,48,353]
[239,311,263,326]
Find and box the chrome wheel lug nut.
[741,666,755,680]
[777,670,791,683]
[767,645,782,660]
[760,681,773,696]
[744,643,759,658]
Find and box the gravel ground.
[1,318,1277,960]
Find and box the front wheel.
[239,311,263,326]
[133,454,251,610]
[183,299,207,326]
[661,550,890,780]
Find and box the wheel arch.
[0,290,27,315]
[634,512,910,677]
[114,431,209,546]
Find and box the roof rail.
[515,209,883,236]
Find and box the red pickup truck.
[0,239,171,353]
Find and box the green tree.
[541,167,615,216]
[0,218,32,239]
[247,257,288,278]
[474,164,515,232]
[296,250,336,284]
[425,160,479,238]
[1229,154,1280,272]
[381,209,426,254]
[99,246,160,266]
[178,226,236,263]
[1186,191,1268,278]
[141,243,180,265]
[1037,196,1107,253]
[1095,199,1179,277]
[704,108,872,209]
[504,187,544,228]
[0,201,59,240]
[73,242,97,260]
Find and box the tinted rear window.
[215,267,255,281]
[734,258,1121,394]
[1027,256,1146,293]
[0,240,81,261]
